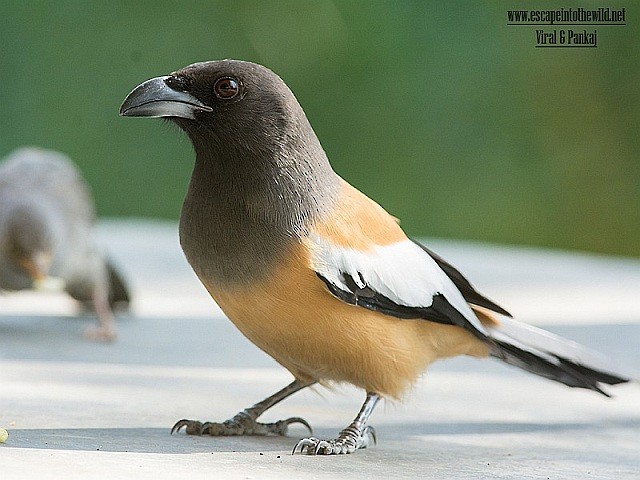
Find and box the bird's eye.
[213,77,240,99]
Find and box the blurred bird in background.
[0,147,130,341]
[121,60,629,455]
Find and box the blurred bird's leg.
[83,282,117,342]
[172,379,314,437]
[293,392,380,455]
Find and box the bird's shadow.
[4,427,303,454]
[5,419,640,454]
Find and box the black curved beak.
[119,76,213,119]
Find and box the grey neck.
[179,138,340,287]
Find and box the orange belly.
[205,242,489,399]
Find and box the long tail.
[486,317,629,396]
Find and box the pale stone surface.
[0,220,638,479]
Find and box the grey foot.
[293,425,377,455]
[171,411,312,437]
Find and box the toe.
[171,419,203,435]
[292,437,318,455]
[363,425,377,446]
[313,440,332,455]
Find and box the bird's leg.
[172,379,314,437]
[293,392,380,455]
[84,283,117,342]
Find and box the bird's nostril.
[165,75,188,91]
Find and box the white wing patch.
[310,235,487,335]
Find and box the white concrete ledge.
[0,219,638,479]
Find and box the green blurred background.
[1,1,638,256]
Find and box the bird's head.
[120,60,316,160]
[120,60,339,260]
[0,206,55,286]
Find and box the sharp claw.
[314,440,331,455]
[292,437,316,455]
[171,419,203,435]
[283,416,313,435]
[171,419,189,435]
[364,425,377,445]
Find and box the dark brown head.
[121,60,326,162]
[120,60,340,284]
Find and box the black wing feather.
[411,239,512,317]
[317,271,489,342]
[315,245,627,397]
